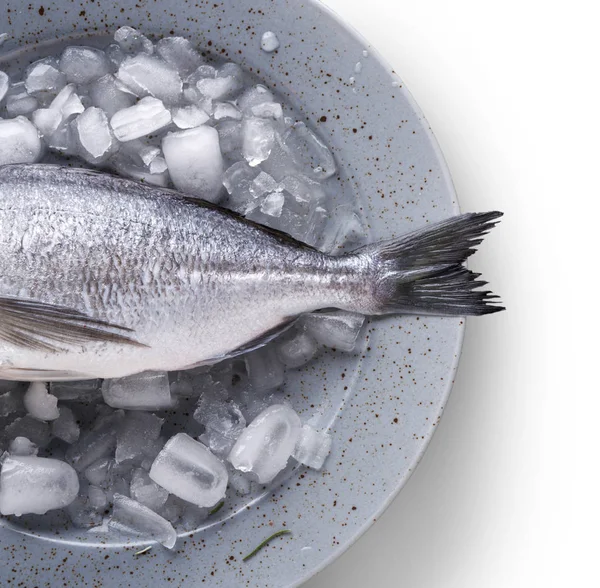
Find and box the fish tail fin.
[352,212,504,316]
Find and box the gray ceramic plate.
[0,0,463,586]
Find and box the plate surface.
[0,1,463,585]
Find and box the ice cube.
[149,433,228,508]
[73,106,117,164]
[65,410,124,471]
[244,347,285,393]
[59,46,110,85]
[130,468,169,512]
[242,117,276,167]
[302,310,365,352]
[4,83,38,116]
[51,406,80,444]
[89,74,136,117]
[84,457,111,486]
[292,424,332,469]
[0,387,24,417]
[49,83,84,119]
[213,102,242,121]
[276,330,318,368]
[0,71,9,103]
[109,494,177,549]
[49,380,102,402]
[110,96,171,142]
[171,104,209,129]
[102,371,172,410]
[32,107,63,137]
[114,26,154,55]
[24,382,61,423]
[117,54,183,105]
[4,416,51,448]
[228,469,251,495]
[156,37,203,77]
[162,125,224,201]
[260,191,285,217]
[24,57,66,95]
[261,31,280,53]
[282,121,336,180]
[88,485,108,510]
[319,204,366,253]
[8,436,38,456]
[216,120,243,155]
[0,455,79,516]
[115,412,163,464]
[228,404,302,484]
[237,84,275,115]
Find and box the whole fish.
[0,164,502,381]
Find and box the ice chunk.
[89,74,136,117]
[194,400,246,458]
[276,330,318,368]
[229,469,251,496]
[250,101,283,120]
[292,424,332,469]
[51,406,80,444]
[242,117,276,166]
[102,371,172,410]
[114,26,154,55]
[109,494,176,549]
[156,37,203,77]
[261,31,280,53]
[115,412,163,464]
[130,468,169,512]
[260,191,285,217]
[162,126,224,201]
[0,71,9,103]
[149,433,228,508]
[237,85,275,115]
[65,495,103,528]
[84,457,111,486]
[119,138,161,167]
[88,485,108,510]
[110,96,171,142]
[8,437,38,456]
[106,43,127,68]
[0,455,79,516]
[244,347,285,393]
[59,46,110,84]
[111,157,170,187]
[319,204,366,253]
[250,171,279,197]
[179,504,209,531]
[49,379,101,402]
[65,410,124,471]
[216,120,243,155]
[32,107,62,137]
[159,494,184,525]
[73,107,117,164]
[196,76,239,101]
[23,382,59,421]
[228,404,302,484]
[302,310,365,352]
[149,156,168,174]
[0,387,24,417]
[213,101,242,121]
[117,54,182,105]
[49,83,84,119]
[171,104,209,129]
[24,57,66,95]
[4,416,51,448]
[282,122,336,180]
[4,83,38,116]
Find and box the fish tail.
[352,211,504,316]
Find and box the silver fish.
[0,164,502,381]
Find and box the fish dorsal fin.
[0,296,146,352]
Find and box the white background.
[306,1,599,587]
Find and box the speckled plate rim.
[291,2,465,585]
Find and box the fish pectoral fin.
[0,296,147,353]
